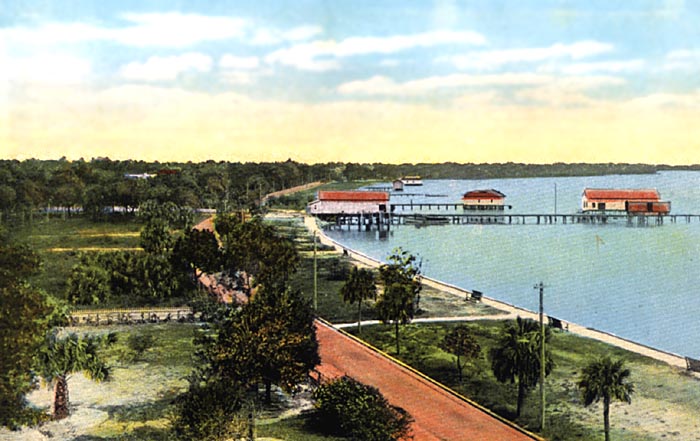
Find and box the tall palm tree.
[339,267,376,334]
[490,316,554,418]
[38,331,116,419]
[578,356,634,441]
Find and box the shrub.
[312,376,413,441]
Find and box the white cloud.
[663,49,700,71]
[266,30,485,71]
[447,41,614,70]
[516,76,625,106]
[219,54,260,70]
[119,53,212,81]
[337,73,550,96]
[249,25,324,45]
[546,59,644,75]
[114,12,248,47]
[2,13,249,48]
[4,53,92,84]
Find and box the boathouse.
[307,191,389,216]
[393,179,405,191]
[462,189,507,211]
[581,188,670,214]
[402,176,423,186]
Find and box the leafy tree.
[339,266,376,334]
[38,331,117,420]
[440,325,481,382]
[65,256,111,305]
[578,356,634,441]
[171,228,221,282]
[378,247,422,313]
[0,235,54,429]
[490,317,554,419]
[201,287,319,404]
[312,376,413,441]
[171,373,248,441]
[376,248,422,355]
[140,218,173,255]
[221,218,299,294]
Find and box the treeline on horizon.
[0,157,697,220]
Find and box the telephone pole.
[313,231,318,311]
[534,281,546,431]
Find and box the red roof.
[318,191,389,202]
[462,189,506,200]
[583,188,660,201]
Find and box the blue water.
[325,171,700,358]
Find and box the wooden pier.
[320,211,700,231]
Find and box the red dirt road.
[315,321,540,441]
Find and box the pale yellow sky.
[2,84,699,164]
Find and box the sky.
[1,0,700,164]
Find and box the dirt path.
[262,181,324,204]
[315,321,542,441]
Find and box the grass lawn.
[353,321,700,441]
[9,216,143,297]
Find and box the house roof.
[318,191,390,202]
[462,189,506,199]
[583,188,660,201]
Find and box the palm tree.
[490,316,553,418]
[339,267,376,334]
[38,331,116,419]
[578,356,634,441]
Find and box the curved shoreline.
[302,214,689,370]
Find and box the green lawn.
[352,321,700,441]
[9,216,143,297]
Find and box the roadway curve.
[315,320,540,441]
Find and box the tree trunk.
[357,300,362,335]
[457,355,463,383]
[395,321,400,355]
[53,375,70,420]
[516,379,526,418]
[603,396,610,441]
[265,380,272,404]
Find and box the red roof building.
[318,191,389,202]
[462,189,507,211]
[582,188,670,213]
[308,191,389,216]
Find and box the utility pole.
[534,281,546,431]
[313,231,318,311]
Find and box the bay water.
[324,171,700,358]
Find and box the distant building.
[307,191,389,216]
[402,176,423,186]
[581,188,670,214]
[392,179,405,191]
[123,173,155,180]
[462,189,507,211]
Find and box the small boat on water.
[402,176,423,186]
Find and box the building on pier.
[581,188,671,214]
[393,179,405,191]
[307,191,390,218]
[462,189,508,211]
[402,176,423,186]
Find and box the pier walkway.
[322,210,700,230]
